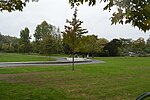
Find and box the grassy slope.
[0,57,150,100]
[0,53,56,62]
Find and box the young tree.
[62,7,88,71]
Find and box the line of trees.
[0,21,150,57]
[63,35,150,57]
[0,21,63,55]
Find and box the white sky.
[0,0,150,41]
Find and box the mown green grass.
[0,53,56,62]
[0,57,150,100]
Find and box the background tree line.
[0,20,64,55]
[0,32,19,53]
[0,20,150,57]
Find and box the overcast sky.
[0,0,150,41]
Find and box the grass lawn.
[0,53,56,62]
[0,57,150,100]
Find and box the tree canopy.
[1,0,149,32]
[0,0,38,12]
[19,27,31,53]
[33,20,62,55]
[69,0,150,32]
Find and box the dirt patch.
[0,72,49,78]
[0,72,53,85]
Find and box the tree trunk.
[72,36,75,71]
[72,52,75,71]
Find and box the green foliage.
[1,0,149,31]
[144,47,150,53]
[0,21,63,55]
[33,21,63,55]
[69,0,150,32]
[2,44,10,52]
[110,0,150,32]
[40,35,55,55]
[19,27,31,53]
[18,44,26,53]
[0,33,19,53]
[55,34,64,54]
[0,0,38,12]
[144,37,150,53]
[97,38,109,52]
[104,39,122,56]
[119,38,133,55]
[146,36,150,46]
[80,35,100,58]
[34,21,53,42]
[62,8,88,53]
[0,57,150,99]
[132,37,146,53]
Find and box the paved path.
[0,57,105,67]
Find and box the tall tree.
[34,21,53,41]
[19,27,31,53]
[69,0,150,32]
[34,21,53,53]
[62,7,88,71]
[34,21,63,55]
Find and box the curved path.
[0,57,105,67]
